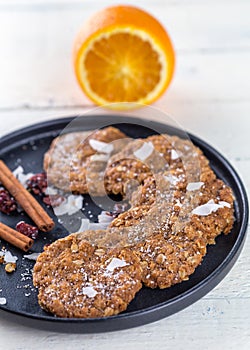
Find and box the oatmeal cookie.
[33,231,142,318]
[41,129,235,300]
[132,178,234,288]
[44,126,127,194]
[44,130,91,191]
[105,134,215,197]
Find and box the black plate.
[0,115,248,333]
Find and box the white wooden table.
[0,0,249,349]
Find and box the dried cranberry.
[26,173,47,195]
[16,221,39,240]
[0,189,17,214]
[43,194,65,207]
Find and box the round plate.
[0,116,248,333]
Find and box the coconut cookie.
[33,232,142,318]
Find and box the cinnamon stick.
[0,222,34,252]
[0,160,54,232]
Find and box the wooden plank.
[0,0,249,52]
[0,1,250,108]
[0,49,250,108]
[0,297,249,349]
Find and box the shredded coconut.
[82,286,97,298]
[187,182,204,191]
[89,139,113,154]
[106,258,128,272]
[192,199,231,216]
[134,142,154,161]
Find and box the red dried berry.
[42,194,65,207]
[0,189,17,214]
[26,173,47,195]
[16,221,39,240]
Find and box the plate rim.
[0,115,248,332]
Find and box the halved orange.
[73,5,175,108]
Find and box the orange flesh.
[84,32,163,102]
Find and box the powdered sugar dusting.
[106,258,128,272]
[134,142,154,161]
[187,182,204,191]
[89,139,113,154]
[82,286,97,298]
[192,199,231,216]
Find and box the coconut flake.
[82,286,97,298]
[44,186,59,196]
[89,139,113,154]
[13,165,24,177]
[90,153,109,162]
[106,258,128,272]
[218,201,231,208]
[187,182,204,191]
[18,173,34,187]
[13,166,34,187]
[23,252,40,261]
[77,218,90,232]
[0,297,6,305]
[4,251,18,264]
[98,211,113,223]
[171,149,179,160]
[54,194,82,216]
[192,199,231,216]
[67,195,83,215]
[134,142,154,161]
